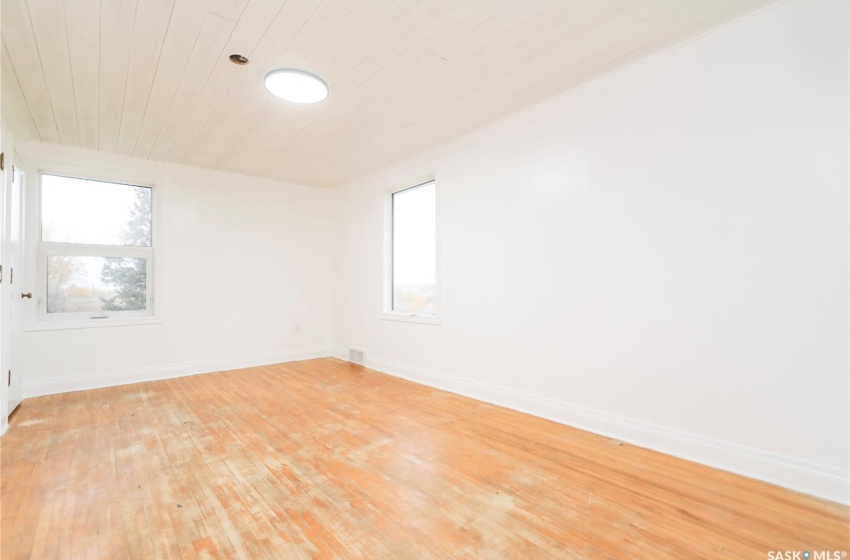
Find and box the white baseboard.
[21,346,850,504]
[332,348,849,505]
[24,346,332,398]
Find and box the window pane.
[47,255,147,314]
[41,174,152,246]
[392,182,436,315]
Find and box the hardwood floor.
[1,358,847,559]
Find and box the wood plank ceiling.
[2,0,776,188]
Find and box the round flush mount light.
[264,69,328,104]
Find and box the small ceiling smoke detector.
[264,69,328,104]
[229,54,249,65]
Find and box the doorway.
[1,155,25,423]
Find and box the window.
[37,173,154,323]
[386,180,437,321]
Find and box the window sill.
[380,312,440,325]
[24,316,162,332]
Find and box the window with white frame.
[37,173,154,322]
[387,180,437,319]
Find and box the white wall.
[17,142,333,396]
[332,0,849,503]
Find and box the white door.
[2,162,24,414]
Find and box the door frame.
[0,140,7,435]
[0,143,26,434]
[6,163,24,413]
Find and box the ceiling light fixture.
[264,69,328,104]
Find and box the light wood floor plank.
[1,358,847,559]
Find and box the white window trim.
[24,166,162,331]
[381,177,440,325]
